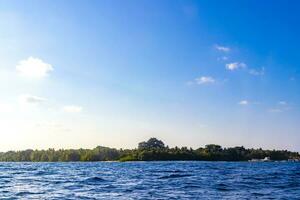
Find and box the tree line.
[0,138,299,162]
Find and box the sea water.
[0,161,299,199]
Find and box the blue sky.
[0,0,299,151]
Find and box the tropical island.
[0,138,299,162]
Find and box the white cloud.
[16,57,53,78]
[19,94,47,105]
[249,67,265,76]
[218,56,228,61]
[215,45,230,52]
[195,76,216,84]
[239,100,249,105]
[268,102,291,113]
[226,62,247,71]
[269,108,282,113]
[278,101,287,105]
[63,105,82,113]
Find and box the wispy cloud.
[63,105,83,113]
[215,45,230,52]
[195,76,216,84]
[278,101,287,105]
[238,100,249,105]
[16,57,53,78]
[186,76,217,86]
[269,108,283,113]
[289,70,300,81]
[218,56,229,61]
[18,94,47,105]
[226,62,247,71]
[249,67,265,76]
[269,101,291,113]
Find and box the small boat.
[249,157,271,162]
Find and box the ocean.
[0,161,299,199]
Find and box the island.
[0,138,299,162]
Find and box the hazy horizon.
[1,0,300,152]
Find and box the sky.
[0,0,300,151]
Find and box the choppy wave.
[159,173,192,179]
[0,161,299,199]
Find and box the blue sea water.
[0,161,299,199]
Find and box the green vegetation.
[0,138,299,162]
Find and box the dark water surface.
[0,161,299,199]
